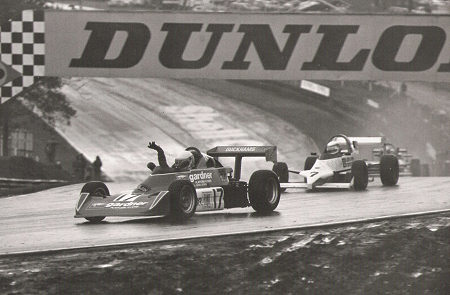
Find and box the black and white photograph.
[0,0,449,293]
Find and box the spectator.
[45,138,58,163]
[93,155,102,181]
[400,82,407,94]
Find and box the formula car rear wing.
[347,136,386,160]
[207,146,277,162]
[348,136,386,146]
[207,146,277,180]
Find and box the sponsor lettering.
[89,202,106,208]
[160,23,233,69]
[197,191,212,208]
[302,25,369,71]
[105,201,148,208]
[372,26,446,71]
[189,171,213,182]
[70,22,150,68]
[225,147,257,152]
[69,22,449,73]
[45,12,450,81]
[342,156,354,168]
[222,24,311,70]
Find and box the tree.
[0,1,76,156]
[0,1,46,24]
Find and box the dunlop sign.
[46,12,450,81]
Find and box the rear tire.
[169,180,197,220]
[81,182,109,223]
[410,158,421,176]
[248,170,280,213]
[272,162,289,192]
[352,160,368,191]
[380,155,399,186]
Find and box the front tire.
[81,181,109,223]
[272,162,288,192]
[169,180,197,220]
[380,155,399,186]
[85,216,105,223]
[352,160,368,191]
[248,170,280,213]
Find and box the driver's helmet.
[173,151,195,170]
[326,142,341,154]
[385,145,396,154]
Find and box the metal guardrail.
[0,177,69,191]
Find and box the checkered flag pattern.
[0,10,45,102]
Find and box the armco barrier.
[0,177,69,192]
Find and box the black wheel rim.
[93,187,107,197]
[180,186,195,213]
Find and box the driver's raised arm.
[148,141,169,168]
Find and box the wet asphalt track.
[0,177,449,255]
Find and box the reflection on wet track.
[0,177,449,255]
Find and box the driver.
[147,141,220,174]
[326,142,341,155]
[173,150,196,170]
[147,141,196,173]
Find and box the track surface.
[0,177,448,255]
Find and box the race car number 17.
[196,187,224,211]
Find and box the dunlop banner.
[44,11,450,81]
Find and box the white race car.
[273,134,399,191]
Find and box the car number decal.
[342,157,354,168]
[113,193,141,202]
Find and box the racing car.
[372,142,421,176]
[75,146,281,222]
[272,134,399,191]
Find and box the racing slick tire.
[380,155,399,186]
[248,170,281,213]
[410,158,421,177]
[272,162,289,192]
[169,180,197,220]
[81,182,109,223]
[351,160,368,191]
